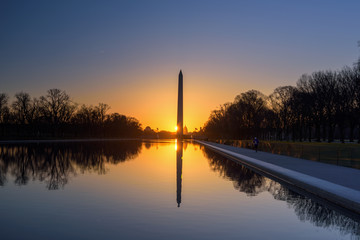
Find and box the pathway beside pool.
[196,140,360,214]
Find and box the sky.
[1,0,360,131]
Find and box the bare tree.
[296,74,315,142]
[269,86,295,140]
[39,89,76,125]
[0,93,9,124]
[336,67,357,142]
[12,92,35,124]
[38,89,77,137]
[234,90,267,137]
[204,103,231,139]
[352,66,360,143]
[0,93,10,137]
[94,103,110,124]
[204,90,269,139]
[319,71,338,142]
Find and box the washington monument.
[176,70,183,207]
[177,70,183,138]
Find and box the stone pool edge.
[196,140,360,215]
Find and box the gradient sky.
[1,0,360,131]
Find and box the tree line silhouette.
[204,61,360,143]
[0,89,142,139]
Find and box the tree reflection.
[202,147,360,237]
[0,141,142,190]
[203,147,269,196]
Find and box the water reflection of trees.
[0,141,142,190]
[202,147,360,237]
[203,146,269,196]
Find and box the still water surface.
[0,140,359,239]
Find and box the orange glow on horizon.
[73,69,275,132]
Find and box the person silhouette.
[253,137,259,152]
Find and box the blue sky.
[1,0,360,130]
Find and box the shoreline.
[196,140,360,215]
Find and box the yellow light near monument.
[175,126,178,131]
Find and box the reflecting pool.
[0,140,359,239]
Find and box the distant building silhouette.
[144,126,152,132]
[183,125,188,135]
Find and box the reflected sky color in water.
[0,140,359,239]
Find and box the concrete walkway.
[196,140,360,214]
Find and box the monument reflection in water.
[176,140,183,207]
[0,140,359,240]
